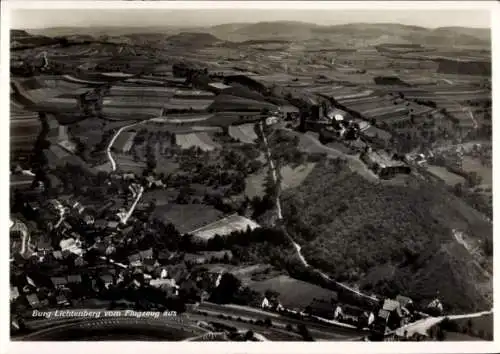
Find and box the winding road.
[106,121,143,172]
[389,309,492,338]
[259,123,378,303]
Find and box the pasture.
[176,132,220,152]
[425,165,466,186]
[228,124,258,144]
[461,157,492,186]
[244,171,267,199]
[248,275,339,310]
[280,163,316,190]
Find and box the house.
[160,268,168,279]
[100,274,114,288]
[308,298,337,319]
[10,286,20,301]
[139,248,153,260]
[158,250,175,264]
[379,299,404,330]
[128,253,142,266]
[60,238,83,256]
[94,219,108,229]
[150,278,178,290]
[339,305,365,326]
[107,221,120,230]
[36,237,53,253]
[56,294,70,306]
[51,277,68,289]
[360,148,411,179]
[26,294,40,308]
[67,275,83,284]
[427,298,444,314]
[396,295,414,312]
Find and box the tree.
[483,237,493,257]
[466,171,482,188]
[452,183,463,197]
[244,330,254,341]
[210,273,242,304]
[297,324,314,341]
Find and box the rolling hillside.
[281,160,492,313]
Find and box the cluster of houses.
[257,289,444,339]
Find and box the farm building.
[250,275,340,314]
[190,214,260,240]
[360,149,411,179]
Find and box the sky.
[12,9,490,29]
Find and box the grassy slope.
[281,160,492,313]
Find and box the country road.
[106,118,157,172]
[390,309,493,338]
[106,121,142,172]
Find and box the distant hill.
[11,29,59,48]
[18,21,490,49]
[207,21,490,47]
[165,32,223,47]
[433,27,490,42]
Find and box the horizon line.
[13,20,490,31]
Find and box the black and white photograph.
[3,0,497,350]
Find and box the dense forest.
[280,160,492,313]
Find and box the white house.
[261,297,271,309]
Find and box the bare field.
[280,163,316,190]
[249,275,338,310]
[176,132,219,151]
[228,124,258,144]
[461,157,492,186]
[244,171,267,199]
[425,165,466,186]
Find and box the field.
[280,163,316,190]
[152,204,224,234]
[448,313,493,340]
[461,156,492,186]
[244,171,267,199]
[192,214,261,240]
[114,154,146,174]
[425,165,466,186]
[249,275,339,310]
[176,132,220,152]
[228,124,258,144]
